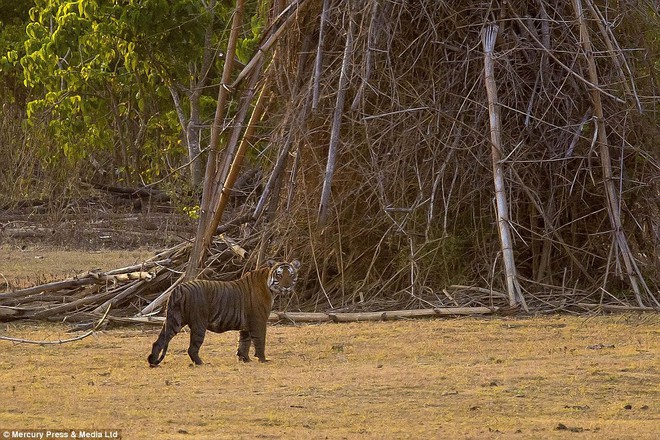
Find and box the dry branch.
[572,0,657,308]
[3,1,658,324]
[0,305,111,345]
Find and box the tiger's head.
[266,259,301,294]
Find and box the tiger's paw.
[147,354,160,367]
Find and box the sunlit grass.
[0,315,658,439]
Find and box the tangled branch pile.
[2,0,659,324]
[251,0,660,311]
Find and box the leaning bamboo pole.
[572,0,657,308]
[318,3,354,227]
[482,24,527,310]
[187,0,245,281]
[187,0,311,281]
[312,0,330,110]
[202,71,270,250]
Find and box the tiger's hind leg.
[237,330,251,362]
[187,325,206,365]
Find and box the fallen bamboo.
[575,303,658,312]
[0,269,155,300]
[0,305,111,345]
[0,285,100,307]
[1,278,98,299]
[0,306,19,317]
[87,307,499,326]
[277,307,498,323]
[139,275,183,316]
[28,281,141,319]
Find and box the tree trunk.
[186,91,204,188]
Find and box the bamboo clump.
[2,0,659,327]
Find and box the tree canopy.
[11,0,264,185]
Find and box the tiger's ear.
[266,259,276,267]
[290,259,301,269]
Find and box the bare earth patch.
[0,315,658,439]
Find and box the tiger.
[147,259,300,367]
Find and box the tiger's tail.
[147,291,183,367]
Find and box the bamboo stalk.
[0,306,19,318]
[0,269,152,301]
[253,131,293,220]
[318,4,354,227]
[27,281,139,319]
[0,278,98,300]
[350,0,379,110]
[187,0,245,281]
[482,24,526,310]
[312,0,330,110]
[583,0,641,112]
[139,275,184,316]
[201,66,270,253]
[0,305,111,345]
[572,0,657,308]
[104,260,171,276]
[509,7,625,104]
[576,303,657,312]
[91,270,170,314]
[325,307,496,322]
[231,0,313,89]
[104,307,499,326]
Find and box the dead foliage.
[2,1,660,325]
[239,0,660,311]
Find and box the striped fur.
[147,259,300,367]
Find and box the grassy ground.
[0,247,658,439]
[0,315,658,439]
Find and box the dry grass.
[0,315,658,439]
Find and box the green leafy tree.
[0,0,32,102]
[19,0,264,187]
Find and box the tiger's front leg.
[251,323,268,363]
[237,330,251,362]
